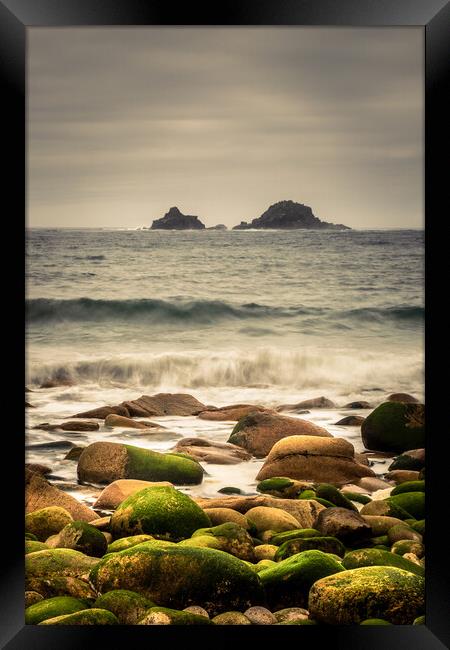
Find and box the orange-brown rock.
[277,396,335,411]
[119,393,207,416]
[256,435,375,485]
[228,412,331,458]
[71,405,130,419]
[198,404,270,421]
[387,393,419,403]
[171,438,251,464]
[104,414,160,429]
[93,479,173,510]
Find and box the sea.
[25,228,424,508]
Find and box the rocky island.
[232,200,350,230]
[151,207,206,230]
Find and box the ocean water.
[26,228,424,505]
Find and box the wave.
[26,298,424,326]
[27,348,424,393]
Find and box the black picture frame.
[2,0,449,647]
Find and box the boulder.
[150,206,206,230]
[228,412,331,458]
[387,492,425,519]
[361,515,405,536]
[64,447,85,461]
[25,541,50,554]
[47,521,108,557]
[361,402,425,453]
[256,436,375,485]
[25,469,99,522]
[25,548,99,581]
[308,566,425,624]
[202,508,251,530]
[342,548,424,577]
[356,476,393,492]
[388,449,425,472]
[387,393,419,403]
[335,416,365,426]
[198,405,270,421]
[39,609,119,625]
[138,606,212,625]
[71,405,130,419]
[314,508,372,546]
[245,506,301,534]
[25,592,43,608]
[259,550,344,609]
[94,590,155,625]
[243,606,277,625]
[117,393,206,417]
[275,537,346,560]
[211,612,251,625]
[182,522,255,561]
[256,477,313,498]
[273,608,309,624]
[25,576,97,601]
[385,470,421,484]
[171,437,251,464]
[277,396,335,411]
[343,401,372,409]
[104,414,160,429]
[107,535,155,554]
[390,480,425,496]
[90,543,265,616]
[25,596,88,625]
[25,506,73,542]
[94,479,173,510]
[359,500,411,520]
[232,200,350,231]
[110,486,211,541]
[194,495,324,530]
[77,442,204,485]
[253,545,278,561]
[35,421,100,432]
[25,463,52,476]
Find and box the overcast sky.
[28,27,423,229]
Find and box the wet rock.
[228,412,331,458]
[25,401,36,408]
[244,606,276,625]
[315,508,372,546]
[245,506,301,534]
[259,549,344,609]
[198,404,270,421]
[275,536,346,560]
[343,401,372,409]
[94,589,155,624]
[335,416,365,426]
[60,421,100,432]
[139,606,212,625]
[385,470,421,484]
[256,436,375,485]
[77,441,204,485]
[387,393,419,403]
[90,543,265,616]
[256,477,313,498]
[202,508,251,530]
[172,437,251,464]
[104,414,160,429]
[64,446,85,461]
[218,487,244,495]
[362,515,407,536]
[110,486,211,541]
[388,449,425,472]
[117,393,206,417]
[25,463,52,476]
[342,548,424,577]
[361,402,425,453]
[194,495,325,529]
[356,476,393,492]
[71,405,130,419]
[151,206,206,230]
[94,479,173,510]
[26,469,99,522]
[48,521,108,557]
[39,608,118,625]
[308,566,424,624]
[359,500,411,520]
[277,396,336,410]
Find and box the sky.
[28,27,423,229]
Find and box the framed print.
[1,0,449,647]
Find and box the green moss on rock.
[90,542,265,616]
[110,486,211,541]
[94,589,155,624]
[25,548,100,581]
[25,596,88,625]
[391,540,424,558]
[271,529,323,546]
[391,480,425,496]
[342,492,371,505]
[107,535,155,553]
[309,566,424,624]
[316,484,358,511]
[342,548,424,577]
[259,549,344,609]
[25,507,73,542]
[184,522,255,561]
[360,618,391,625]
[387,492,425,519]
[25,541,49,554]
[361,402,425,453]
[50,521,108,557]
[139,606,213,625]
[211,612,250,625]
[39,608,119,625]
[25,576,98,601]
[275,536,345,561]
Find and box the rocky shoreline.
[25,390,425,625]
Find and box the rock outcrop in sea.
[232,200,350,230]
[150,207,206,230]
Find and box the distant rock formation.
[232,200,350,230]
[151,207,206,230]
[207,224,228,231]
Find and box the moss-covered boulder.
[413,615,426,625]
[256,478,311,498]
[391,540,424,558]
[25,507,73,542]
[360,618,392,625]
[360,499,412,520]
[315,484,358,511]
[308,566,424,624]
[138,606,213,625]
[254,544,277,561]
[90,541,265,616]
[388,450,425,472]
[110,486,211,541]
[25,576,97,601]
[183,523,255,561]
[25,592,43,608]
[387,492,425,519]
[78,442,204,485]
[259,549,344,609]
[342,548,424,577]
[343,492,371,505]
[48,521,108,557]
[275,536,345,561]
[202,508,252,531]
[107,535,155,554]
[387,524,422,545]
[25,541,49,554]
[361,402,425,453]
[245,506,300,535]
[211,612,251,625]
[271,529,323,546]
[26,548,99,581]
[273,607,309,624]
[411,520,425,536]
[39,608,119,625]
[25,595,88,625]
[361,515,405,536]
[390,480,425,496]
[94,590,155,624]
